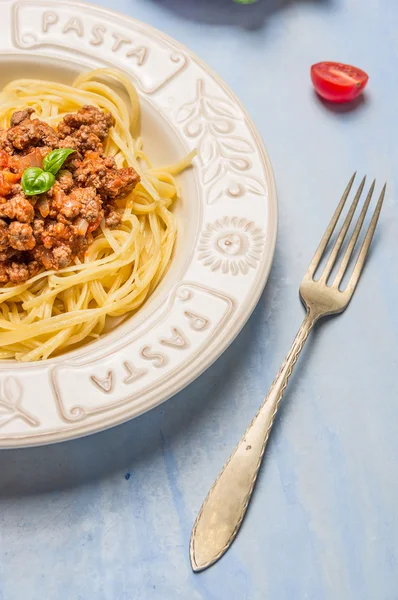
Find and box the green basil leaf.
[43,148,75,175]
[22,167,55,196]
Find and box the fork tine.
[333,180,375,288]
[320,176,366,283]
[345,183,386,295]
[306,172,356,278]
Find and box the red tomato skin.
[311,62,369,103]
[0,151,10,169]
[87,214,103,234]
[0,173,11,196]
[3,170,21,184]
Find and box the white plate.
[0,0,277,447]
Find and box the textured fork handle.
[190,310,317,572]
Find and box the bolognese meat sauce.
[0,105,139,283]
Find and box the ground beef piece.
[57,169,74,192]
[74,152,139,200]
[60,194,82,219]
[52,245,73,269]
[0,219,9,250]
[74,152,114,188]
[0,130,12,154]
[102,167,139,199]
[58,127,103,155]
[32,246,52,270]
[0,195,34,223]
[10,108,35,127]
[8,222,35,251]
[5,259,38,283]
[58,105,114,141]
[28,260,39,278]
[49,184,81,220]
[33,245,75,271]
[10,183,23,195]
[7,119,58,153]
[32,217,44,241]
[0,262,9,282]
[105,208,122,228]
[6,261,29,284]
[71,187,102,224]
[41,221,74,250]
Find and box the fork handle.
[190,310,318,572]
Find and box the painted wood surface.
[1,0,397,598]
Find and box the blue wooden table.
[1,1,397,598]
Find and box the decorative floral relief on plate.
[198,217,265,275]
[0,377,39,429]
[0,0,276,446]
[176,80,266,205]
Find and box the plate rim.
[0,0,278,448]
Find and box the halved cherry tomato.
[311,62,369,103]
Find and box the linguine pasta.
[0,68,194,361]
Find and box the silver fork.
[190,174,386,572]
